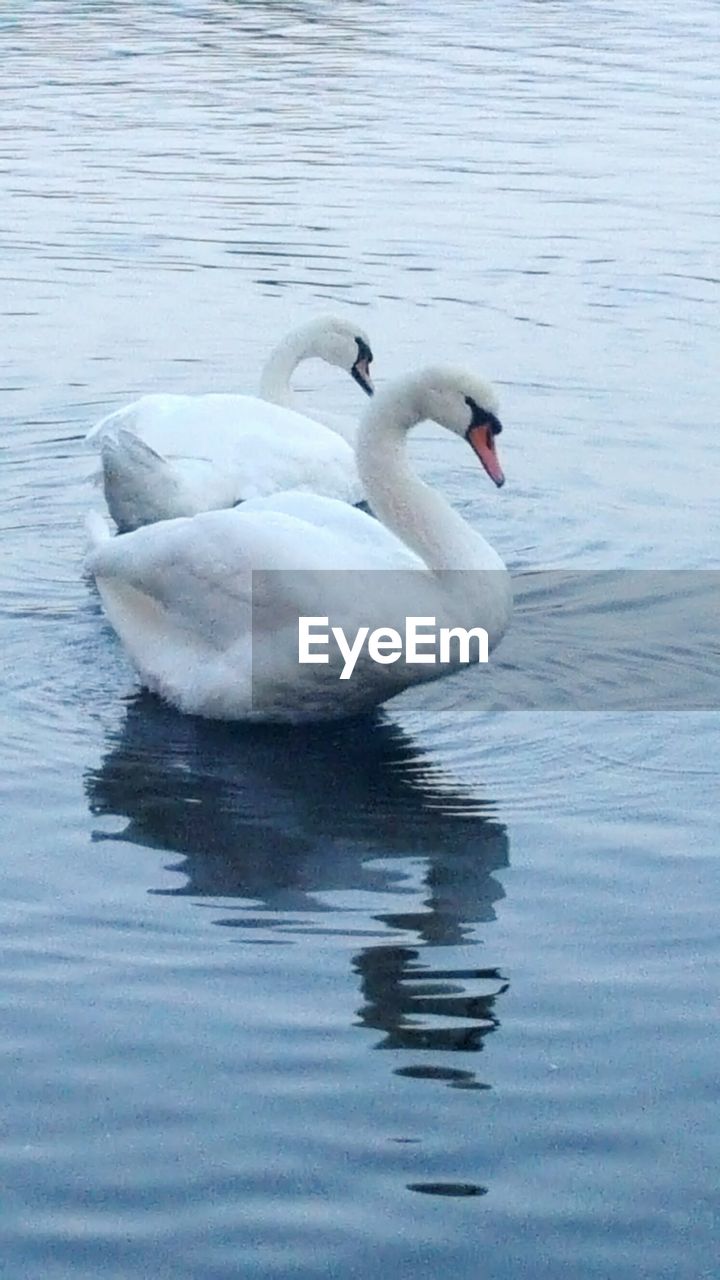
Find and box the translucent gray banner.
[250,570,720,717]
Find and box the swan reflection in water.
[86,693,511,1081]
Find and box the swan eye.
[465,396,502,435]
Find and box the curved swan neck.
[356,377,494,573]
[259,321,329,407]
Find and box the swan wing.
[86,501,430,719]
[88,393,343,456]
[86,508,306,718]
[87,394,361,521]
[239,491,424,568]
[88,500,421,610]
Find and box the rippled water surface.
[2,2,719,1276]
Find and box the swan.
[85,317,374,532]
[86,367,512,724]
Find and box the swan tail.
[100,429,190,532]
[85,402,139,444]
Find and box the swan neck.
[256,330,307,404]
[259,324,322,407]
[356,384,490,573]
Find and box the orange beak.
[467,424,505,487]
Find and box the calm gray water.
[2,1,719,1276]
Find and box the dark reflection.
[408,1182,487,1198]
[355,947,508,1056]
[86,693,511,1079]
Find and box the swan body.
[86,368,512,724]
[86,317,374,531]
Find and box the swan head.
[309,317,375,396]
[415,366,505,488]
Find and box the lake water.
[2,1,719,1276]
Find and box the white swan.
[86,367,512,724]
[85,317,374,532]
